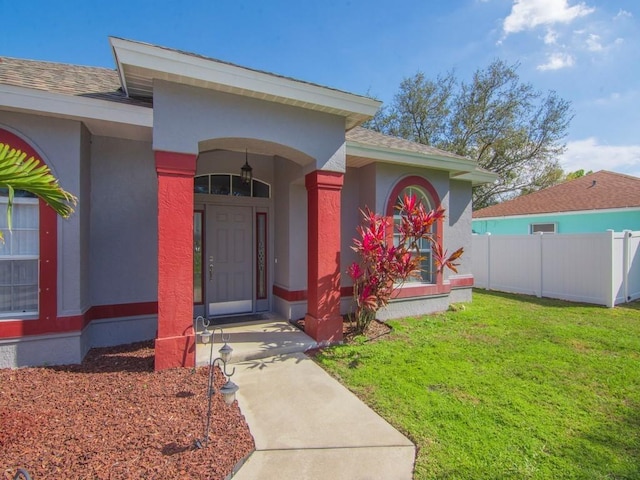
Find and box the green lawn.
[316,290,640,479]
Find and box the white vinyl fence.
[472,230,640,307]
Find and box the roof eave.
[451,169,499,186]
[109,37,381,129]
[473,205,640,221]
[0,84,153,141]
[346,140,481,175]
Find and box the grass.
[315,290,640,479]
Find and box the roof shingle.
[0,57,151,107]
[346,126,471,162]
[473,170,640,218]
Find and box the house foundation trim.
[155,150,197,370]
[304,171,344,344]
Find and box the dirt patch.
[1,341,254,480]
[293,316,392,344]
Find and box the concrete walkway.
[199,320,415,479]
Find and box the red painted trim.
[304,170,344,343]
[450,276,474,288]
[340,286,354,298]
[256,212,268,300]
[0,301,159,339]
[273,285,307,302]
[0,128,58,339]
[304,170,344,191]
[193,210,204,305]
[392,283,451,299]
[85,302,158,322]
[155,150,197,370]
[385,175,441,216]
[155,150,199,176]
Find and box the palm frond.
[0,143,77,238]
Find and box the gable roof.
[473,170,640,219]
[345,127,497,185]
[109,37,380,130]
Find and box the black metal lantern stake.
[194,317,239,449]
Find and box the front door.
[206,205,253,316]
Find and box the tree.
[0,142,76,239]
[365,60,573,210]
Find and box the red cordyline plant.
[347,194,463,333]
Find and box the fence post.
[486,233,492,291]
[536,232,544,298]
[606,230,615,308]
[623,230,631,303]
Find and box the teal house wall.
[472,209,640,235]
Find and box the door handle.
[209,263,214,281]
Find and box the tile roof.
[473,170,640,218]
[0,56,151,107]
[346,126,471,162]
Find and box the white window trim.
[0,196,39,318]
[530,222,557,234]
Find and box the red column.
[305,171,344,344]
[154,151,197,370]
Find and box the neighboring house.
[473,170,640,235]
[0,37,495,370]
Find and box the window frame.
[0,127,58,329]
[0,196,39,317]
[194,173,271,198]
[530,223,557,234]
[385,176,445,293]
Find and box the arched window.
[194,174,270,198]
[0,127,57,322]
[386,176,442,284]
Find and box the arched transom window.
[194,174,270,198]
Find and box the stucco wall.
[79,125,92,314]
[152,81,347,173]
[89,136,157,306]
[341,164,475,285]
[273,156,306,291]
[0,111,85,317]
[446,179,473,277]
[472,210,640,235]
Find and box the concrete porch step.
[195,319,317,366]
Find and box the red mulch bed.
[1,341,254,480]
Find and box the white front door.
[206,205,253,316]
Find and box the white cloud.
[585,33,603,51]
[537,52,575,70]
[614,9,632,20]
[544,28,558,44]
[560,138,640,178]
[504,0,595,35]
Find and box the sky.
[2,0,639,177]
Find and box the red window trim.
[385,175,444,291]
[256,212,268,300]
[193,209,205,305]
[0,127,57,336]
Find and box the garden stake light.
[194,317,239,449]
